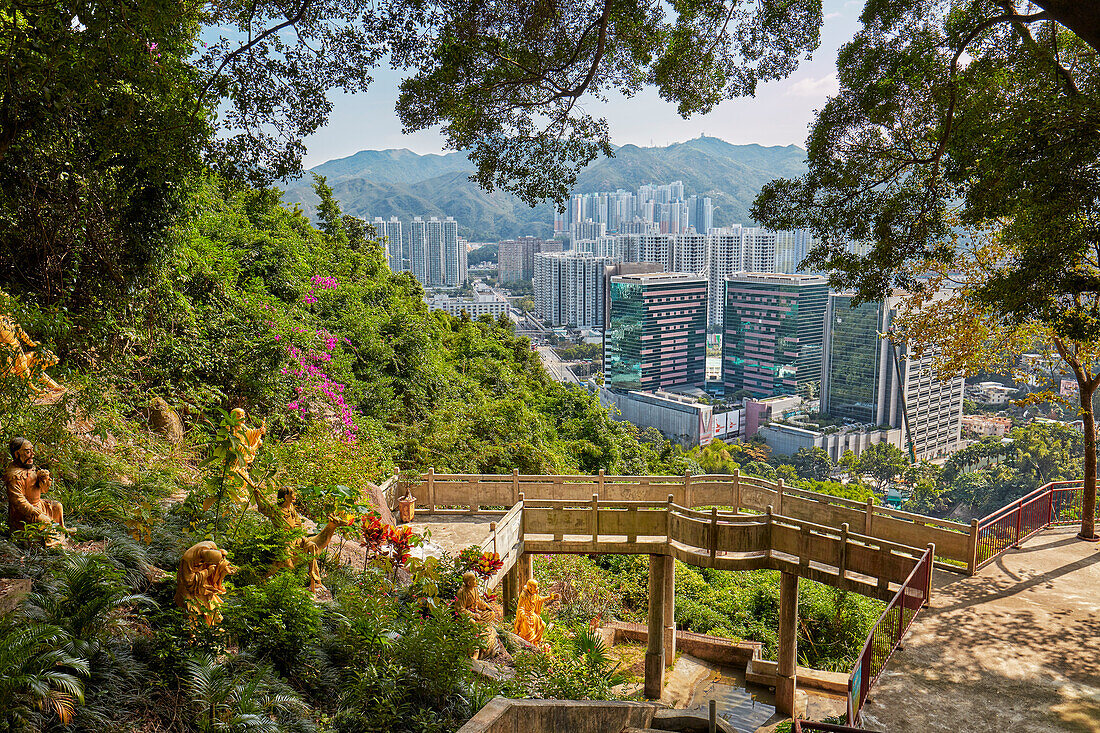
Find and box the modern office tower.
[408,217,429,285]
[602,261,665,328]
[722,273,829,400]
[533,251,616,328]
[687,195,713,234]
[638,234,674,270]
[371,217,405,272]
[672,233,708,273]
[775,229,818,274]
[604,273,709,392]
[822,293,964,459]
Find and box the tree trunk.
[1078,381,1098,540]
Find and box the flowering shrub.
[280,325,358,442]
[360,511,422,568]
[457,546,504,579]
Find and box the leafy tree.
[837,449,860,482]
[791,446,834,481]
[754,3,1100,538]
[858,442,907,493]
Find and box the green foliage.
[791,447,834,481]
[858,442,908,492]
[513,624,626,701]
[222,574,322,675]
[182,654,315,733]
[0,618,89,733]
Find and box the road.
[537,345,580,385]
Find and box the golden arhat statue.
[253,484,355,593]
[454,571,498,658]
[0,312,65,398]
[4,438,67,546]
[228,407,265,507]
[175,540,236,626]
[513,578,558,647]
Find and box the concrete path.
[405,515,498,555]
[863,526,1100,732]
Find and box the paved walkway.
[863,526,1100,732]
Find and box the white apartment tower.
[372,217,405,272]
[533,251,616,328]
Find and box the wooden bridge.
[379,471,1085,724]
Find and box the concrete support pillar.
[644,553,669,699]
[516,552,533,592]
[776,571,799,716]
[662,554,676,658]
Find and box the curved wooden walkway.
[862,525,1100,732]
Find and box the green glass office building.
[604,273,708,392]
[722,273,829,399]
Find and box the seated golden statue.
[253,484,355,593]
[455,571,497,658]
[513,579,558,647]
[4,438,66,546]
[0,313,65,397]
[175,540,236,626]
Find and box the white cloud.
[825,12,842,19]
[784,74,840,97]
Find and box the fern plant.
[183,654,314,733]
[0,619,88,732]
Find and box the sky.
[300,0,863,169]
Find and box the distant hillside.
[282,137,807,241]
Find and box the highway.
[537,345,581,385]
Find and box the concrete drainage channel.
[456,698,743,733]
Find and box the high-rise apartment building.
[533,251,616,328]
[571,220,607,242]
[822,293,963,459]
[638,234,673,270]
[604,273,708,392]
[372,217,405,272]
[672,233,708,273]
[408,217,429,285]
[499,236,560,283]
[723,273,829,399]
[687,195,713,234]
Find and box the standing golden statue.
[454,571,498,658]
[228,407,264,507]
[0,313,65,397]
[513,579,558,647]
[4,438,66,545]
[175,540,237,626]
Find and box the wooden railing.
[467,494,930,603]
[398,469,978,572]
[846,546,934,725]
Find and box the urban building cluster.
[554,181,714,236]
[371,216,468,288]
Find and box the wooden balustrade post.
[644,553,669,699]
[864,498,874,534]
[732,468,741,514]
[667,494,675,541]
[776,571,799,716]
[839,523,849,580]
[427,468,435,513]
[592,494,599,544]
[598,469,605,497]
[776,478,785,516]
[967,519,980,575]
[489,522,497,556]
[709,507,718,562]
[765,505,774,560]
[684,472,693,508]
[512,469,520,505]
[926,543,936,604]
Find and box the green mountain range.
[281,136,807,242]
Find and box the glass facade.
[824,296,885,423]
[722,275,829,399]
[604,275,708,392]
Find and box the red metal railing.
[974,481,1085,569]
[793,722,883,733]
[846,545,934,726]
